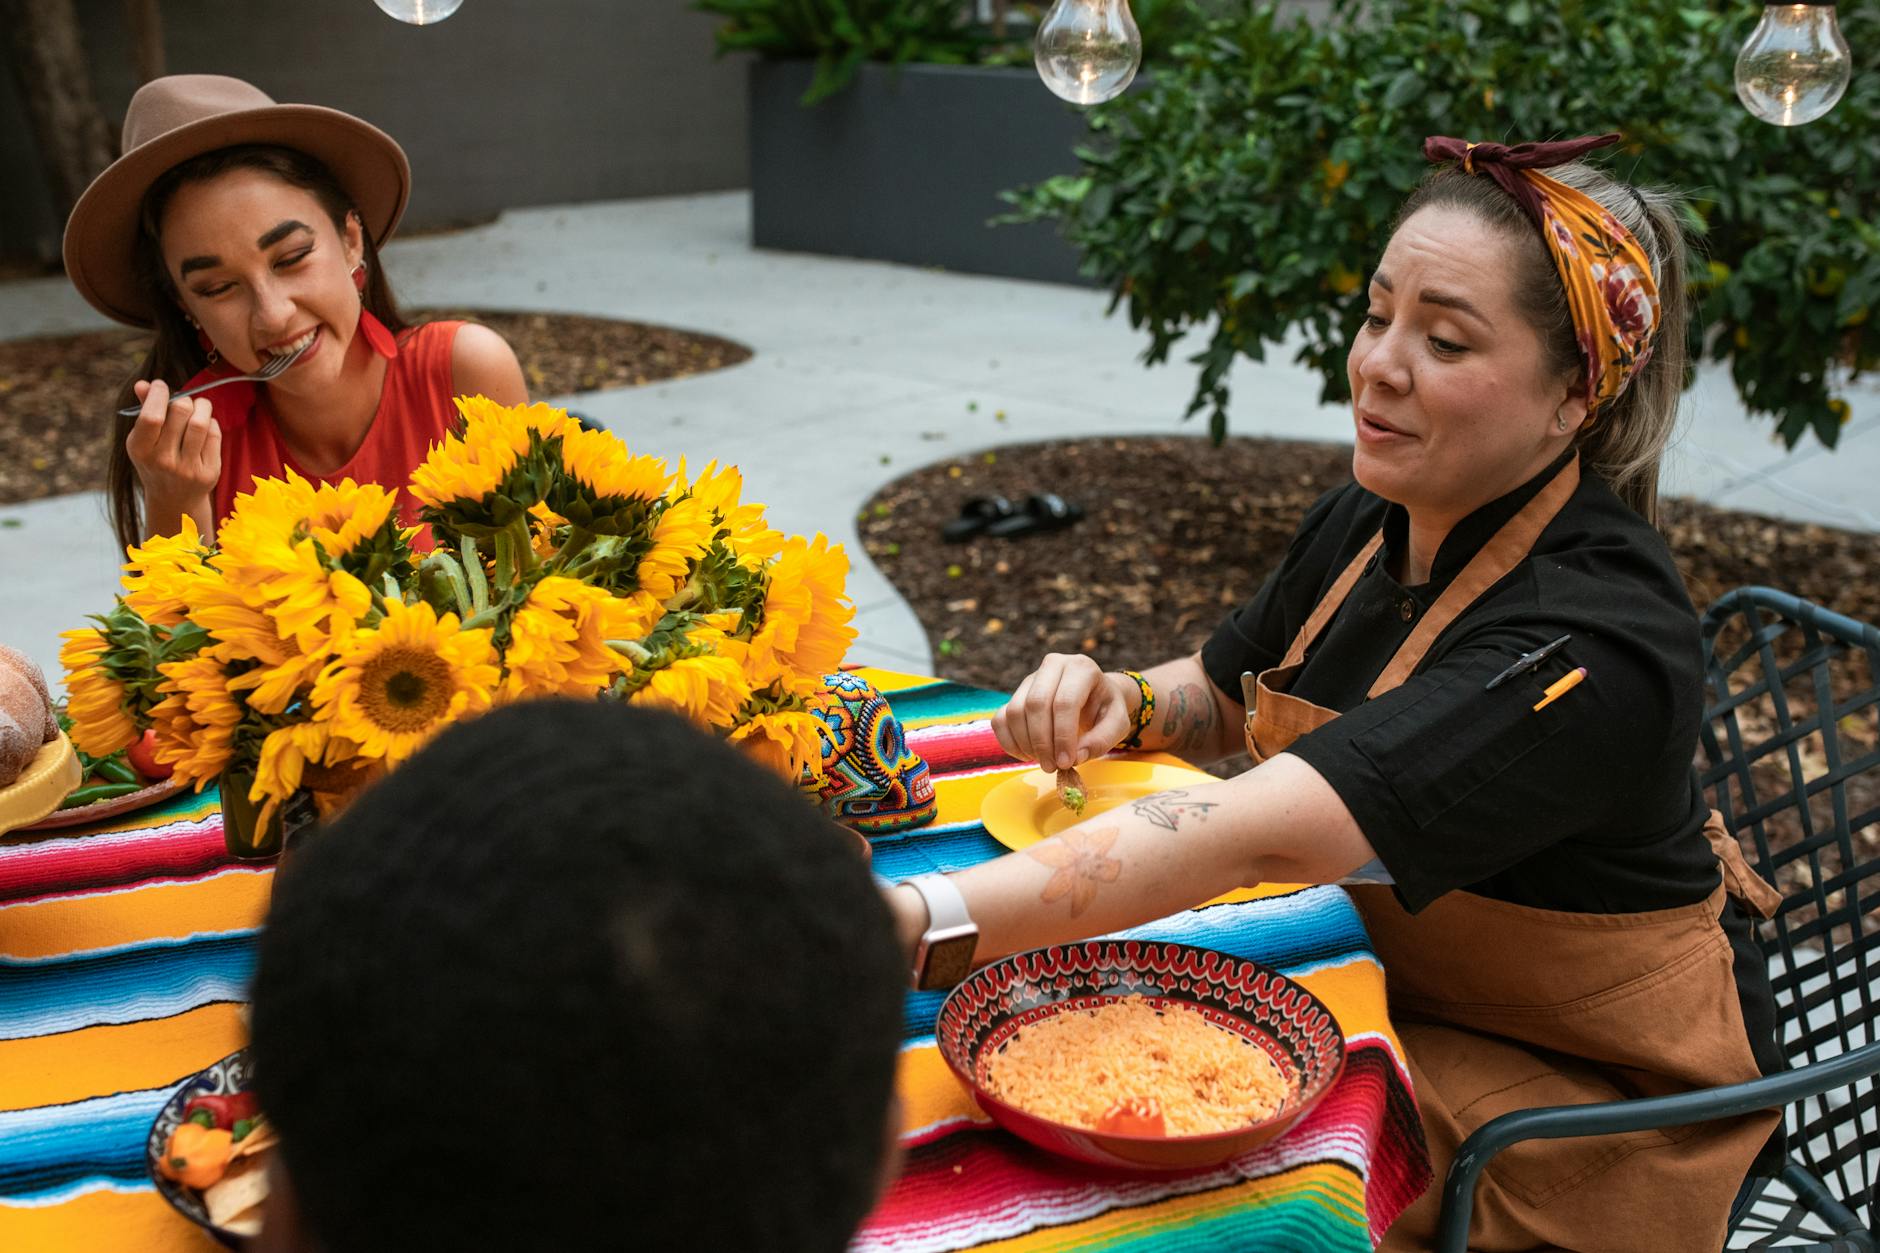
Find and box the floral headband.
[1423,134,1660,415]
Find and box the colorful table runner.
[0,668,1430,1251]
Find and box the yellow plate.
[980,758,1220,852]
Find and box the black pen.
[1485,634,1572,690]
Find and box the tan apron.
[1245,457,1782,1253]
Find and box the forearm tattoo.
[1160,682,1220,757]
[1129,789,1219,832]
[1026,828,1122,917]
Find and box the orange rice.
[982,996,1290,1135]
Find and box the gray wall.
[1,0,750,262]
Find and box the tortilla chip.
[203,1153,270,1228]
[219,1204,264,1238]
[230,1117,278,1158]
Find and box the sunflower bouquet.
[60,399,855,854]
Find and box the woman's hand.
[992,653,1136,770]
[126,379,219,537]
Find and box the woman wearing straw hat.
[63,74,529,551]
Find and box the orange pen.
[1532,667,1587,712]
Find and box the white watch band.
[905,873,972,936]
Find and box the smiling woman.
[61,74,531,552]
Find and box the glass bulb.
[1735,3,1852,126]
[372,0,464,25]
[1035,0,1141,106]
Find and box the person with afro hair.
[249,698,906,1252]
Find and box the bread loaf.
[0,644,59,788]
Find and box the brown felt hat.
[62,74,410,328]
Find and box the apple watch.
[903,873,979,991]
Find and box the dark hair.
[109,144,408,552]
[249,700,905,1253]
[1393,163,1690,526]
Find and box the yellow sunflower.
[560,428,670,503]
[250,721,358,825]
[727,708,828,780]
[747,535,857,692]
[679,459,782,565]
[148,651,244,787]
[211,472,375,656]
[121,516,212,628]
[636,496,716,602]
[500,576,646,699]
[311,599,499,764]
[59,627,138,757]
[303,479,400,558]
[629,651,750,728]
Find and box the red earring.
[352,263,367,293]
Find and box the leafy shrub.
[695,0,987,103]
[1002,0,1880,448]
[698,0,1222,101]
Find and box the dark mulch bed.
[0,309,751,506]
[859,436,1879,874]
[857,435,1879,690]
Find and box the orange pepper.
[158,1122,235,1189]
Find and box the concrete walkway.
[2,191,1876,680]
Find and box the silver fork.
[115,337,315,416]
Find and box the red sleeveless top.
[203,321,463,551]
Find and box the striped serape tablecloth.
[0,668,1430,1252]
[858,672,1431,1252]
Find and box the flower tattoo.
[1027,827,1122,917]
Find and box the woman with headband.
[887,136,1784,1249]
[62,75,530,552]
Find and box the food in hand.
[1055,765,1088,816]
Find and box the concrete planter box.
[749,60,1094,286]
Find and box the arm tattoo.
[1129,788,1219,832]
[1161,683,1220,757]
[1026,828,1122,917]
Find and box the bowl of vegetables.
[148,1049,276,1245]
[21,717,183,831]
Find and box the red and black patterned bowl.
[936,939,1345,1171]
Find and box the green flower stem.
[551,525,598,572]
[460,536,490,612]
[507,516,538,577]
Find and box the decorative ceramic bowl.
[147,1048,256,1248]
[936,940,1345,1171]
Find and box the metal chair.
[1434,588,1880,1252]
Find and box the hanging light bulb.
[372,0,464,25]
[1035,0,1141,106]
[1735,2,1852,126]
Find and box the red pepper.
[182,1091,261,1131]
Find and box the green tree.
[1004,0,1880,448]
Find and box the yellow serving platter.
[980,758,1220,852]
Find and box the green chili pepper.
[90,756,139,786]
[59,781,144,809]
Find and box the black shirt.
[1200,454,1786,1105]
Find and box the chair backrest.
[1699,587,1880,1231]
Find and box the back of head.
[250,699,904,1253]
[1396,159,1691,525]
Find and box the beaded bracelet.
[1118,670,1155,750]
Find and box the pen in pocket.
[1532,667,1587,712]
